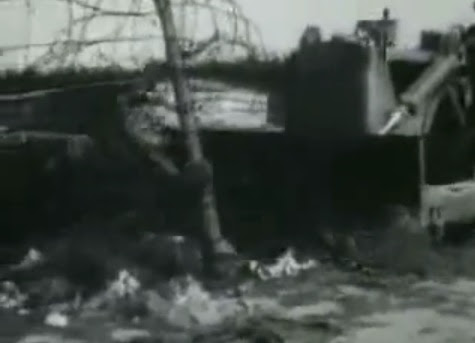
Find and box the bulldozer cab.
[279,11,398,140]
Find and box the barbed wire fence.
[0,0,268,70]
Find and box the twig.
[0,0,266,69]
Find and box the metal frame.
[418,80,470,230]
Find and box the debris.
[99,270,149,321]
[106,270,141,299]
[166,276,245,327]
[247,249,318,280]
[0,280,26,309]
[44,311,69,327]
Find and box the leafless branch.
[66,0,153,16]
[0,0,267,69]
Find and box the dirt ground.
[2,216,475,343]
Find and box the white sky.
[1,0,475,69]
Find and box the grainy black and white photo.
[1,0,475,342]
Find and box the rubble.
[247,249,318,281]
[44,311,69,327]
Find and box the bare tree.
[0,0,266,69]
[152,0,235,270]
[1,0,265,273]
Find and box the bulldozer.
[180,8,475,249]
[267,10,475,244]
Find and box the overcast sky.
[1,0,475,69]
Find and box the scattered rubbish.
[171,276,211,307]
[44,311,69,328]
[101,270,145,320]
[166,276,245,327]
[248,249,318,280]
[106,270,141,299]
[0,280,26,309]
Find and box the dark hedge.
[0,58,287,94]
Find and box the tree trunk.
[151,0,236,269]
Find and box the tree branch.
[65,0,152,17]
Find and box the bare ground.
[2,213,475,343]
